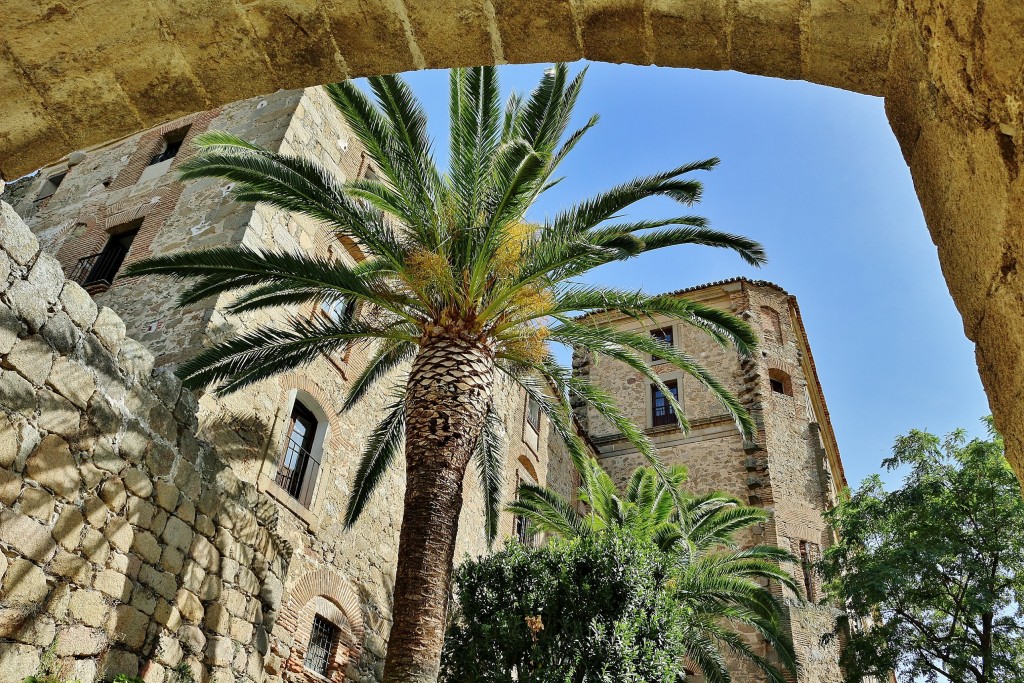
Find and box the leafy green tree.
[125,64,764,682]
[441,532,690,683]
[509,458,798,681]
[820,418,1024,683]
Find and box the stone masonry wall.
[0,202,292,683]
[580,279,846,683]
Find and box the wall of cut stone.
[581,279,845,683]
[0,202,292,683]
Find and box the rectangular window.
[72,221,142,289]
[770,378,786,394]
[276,401,320,507]
[651,380,679,427]
[650,326,674,360]
[526,396,541,432]
[515,514,535,547]
[304,615,339,676]
[799,541,815,601]
[36,171,67,202]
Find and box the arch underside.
[1,0,1022,481]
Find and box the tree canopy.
[820,418,1024,683]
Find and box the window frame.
[273,393,329,510]
[35,171,68,202]
[648,324,675,363]
[650,378,680,428]
[303,614,340,677]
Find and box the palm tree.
[510,459,799,682]
[125,64,765,683]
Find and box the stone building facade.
[1,87,847,683]
[575,278,848,683]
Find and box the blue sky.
[396,62,991,491]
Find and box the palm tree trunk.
[383,330,495,683]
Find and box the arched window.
[759,306,783,343]
[768,368,793,397]
[275,395,327,507]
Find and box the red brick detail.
[108,109,220,191]
[279,569,366,682]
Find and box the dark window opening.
[72,221,141,289]
[36,171,67,202]
[526,396,541,432]
[515,514,535,547]
[304,615,339,676]
[149,127,190,166]
[799,541,815,601]
[651,380,679,427]
[276,401,321,507]
[768,369,793,396]
[650,325,674,360]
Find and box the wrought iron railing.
[275,440,313,500]
[70,242,131,289]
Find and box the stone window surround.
[108,110,218,191]
[258,380,341,532]
[645,369,684,431]
[646,321,677,365]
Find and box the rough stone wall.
[0,203,292,683]
[580,279,846,683]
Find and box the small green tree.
[441,532,689,683]
[820,418,1024,683]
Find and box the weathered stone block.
[123,467,154,498]
[94,569,132,602]
[175,588,204,624]
[0,202,39,264]
[206,635,234,667]
[0,304,22,354]
[26,252,64,303]
[154,480,180,512]
[145,441,175,479]
[107,606,149,651]
[140,565,178,602]
[2,558,49,606]
[0,468,21,505]
[159,545,185,574]
[18,485,54,521]
[6,334,53,386]
[40,311,78,355]
[47,357,96,409]
[117,336,155,381]
[52,505,84,551]
[68,589,110,628]
[162,515,194,552]
[204,603,231,635]
[98,649,139,680]
[25,434,81,501]
[37,389,80,437]
[6,280,49,332]
[0,643,41,682]
[104,516,134,553]
[130,584,157,616]
[189,533,219,572]
[55,625,107,657]
[59,281,99,330]
[83,495,107,527]
[81,528,110,566]
[92,306,126,354]
[0,608,54,646]
[99,477,127,512]
[0,369,35,413]
[0,509,56,561]
[51,548,91,584]
[153,599,181,633]
[131,530,162,564]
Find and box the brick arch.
[283,568,366,659]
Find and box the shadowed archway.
[1,0,1022,479]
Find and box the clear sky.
[393,62,991,491]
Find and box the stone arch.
[276,376,343,453]
[0,1,1022,480]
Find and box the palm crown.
[126,64,766,681]
[511,459,799,682]
[126,64,762,536]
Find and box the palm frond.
[344,396,406,526]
